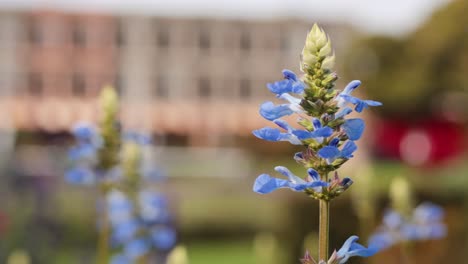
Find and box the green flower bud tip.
[302,24,334,71]
[99,85,119,116]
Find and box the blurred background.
[0,0,467,263]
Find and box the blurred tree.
[345,0,468,119]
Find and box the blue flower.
[317,140,357,162]
[259,102,295,121]
[292,118,333,141]
[65,167,95,185]
[151,226,177,250]
[267,69,305,95]
[253,166,328,194]
[68,143,98,161]
[124,239,150,260]
[139,191,170,224]
[259,94,303,121]
[336,236,379,264]
[71,122,103,146]
[342,118,365,140]
[124,132,152,145]
[253,119,302,145]
[113,220,140,243]
[336,80,382,113]
[110,254,131,264]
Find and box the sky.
[0,0,452,36]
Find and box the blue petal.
[337,236,379,264]
[342,80,361,95]
[343,118,365,140]
[364,99,383,107]
[312,118,322,129]
[259,102,294,121]
[273,119,293,131]
[340,141,357,158]
[307,168,320,181]
[111,254,131,264]
[274,166,305,184]
[253,174,289,194]
[329,137,340,147]
[313,126,333,137]
[335,107,353,119]
[253,127,282,141]
[282,69,298,81]
[267,80,290,95]
[318,146,340,159]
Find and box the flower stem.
[97,200,110,264]
[318,199,330,262]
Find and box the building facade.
[0,10,354,143]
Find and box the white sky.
[0,0,452,36]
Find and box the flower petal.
[343,118,365,140]
[318,146,340,159]
[259,102,294,121]
[253,174,290,194]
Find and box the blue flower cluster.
[108,190,176,263]
[66,123,176,263]
[253,70,381,200]
[369,203,446,251]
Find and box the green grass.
[187,240,255,264]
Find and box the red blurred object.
[375,118,465,166]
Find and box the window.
[72,74,86,96]
[240,30,251,51]
[199,28,210,50]
[156,26,169,47]
[28,73,43,95]
[73,24,86,47]
[115,22,124,47]
[154,75,169,99]
[28,23,42,45]
[198,77,211,98]
[239,79,251,98]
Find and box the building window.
[28,23,42,45]
[28,73,43,95]
[239,79,251,98]
[156,26,169,47]
[72,74,86,96]
[115,22,125,47]
[73,25,86,47]
[199,27,210,50]
[154,75,169,98]
[240,30,251,51]
[198,77,211,98]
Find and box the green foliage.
[345,0,468,117]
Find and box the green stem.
[97,199,110,264]
[318,199,330,262]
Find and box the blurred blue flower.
[65,167,95,185]
[151,226,177,250]
[368,203,446,251]
[253,166,328,194]
[124,239,150,260]
[267,69,305,95]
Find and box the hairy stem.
[319,200,330,262]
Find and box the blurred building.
[0,10,355,145]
